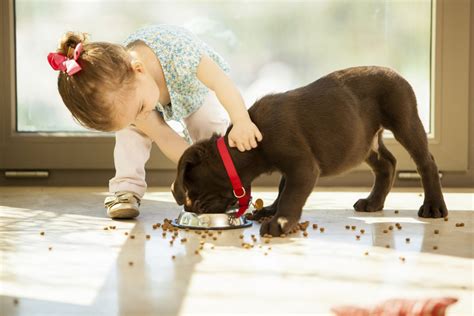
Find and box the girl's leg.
[182,92,230,142]
[108,125,153,198]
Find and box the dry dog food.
[406,238,410,243]
[128,261,133,266]
[345,225,350,230]
[130,235,135,239]
[146,235,151,240]
[242,243,252,249]
[254,198,264,210]
[313,224,318,229]
[434,230,439,234]
[299,221,310,231]
[40,231,45,236]
[360,229,365,234]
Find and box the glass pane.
[15,0,432,133]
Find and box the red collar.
[216,136,251,218]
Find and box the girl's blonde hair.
[55,32,135,131]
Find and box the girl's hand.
[228,119,263,152]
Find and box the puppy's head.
[171,134,237,214]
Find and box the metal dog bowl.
[171,210,252,230]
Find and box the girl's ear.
[131,60,145,74]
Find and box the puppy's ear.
[172,146,207,205]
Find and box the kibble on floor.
[2,187,471,315]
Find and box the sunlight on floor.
[0,206,135,305]
[180,235,472,314]
[0,187,472,315]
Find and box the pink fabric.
[47,43,83,75]
[331,297,458,316]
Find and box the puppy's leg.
[380,76,447,218]
[251,176,286,221]
[260,162,319,237]
[354,133,396,212]
[391,119,447,218]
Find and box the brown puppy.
[172,66,447,236]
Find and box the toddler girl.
[48,24,262,219]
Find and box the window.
[1,0,470,183]
[16,0,431,133]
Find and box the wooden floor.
[0,186,473,316]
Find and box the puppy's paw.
[247,205,277,221]
[418,199,448,218]
[353,198,384,212]
[259,216,297,237]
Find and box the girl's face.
[112,60,160,130]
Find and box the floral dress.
[124,24,230,122]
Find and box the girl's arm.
[133,110,189,164]
[196,54,263,152]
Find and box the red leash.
[216,136,251,218]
